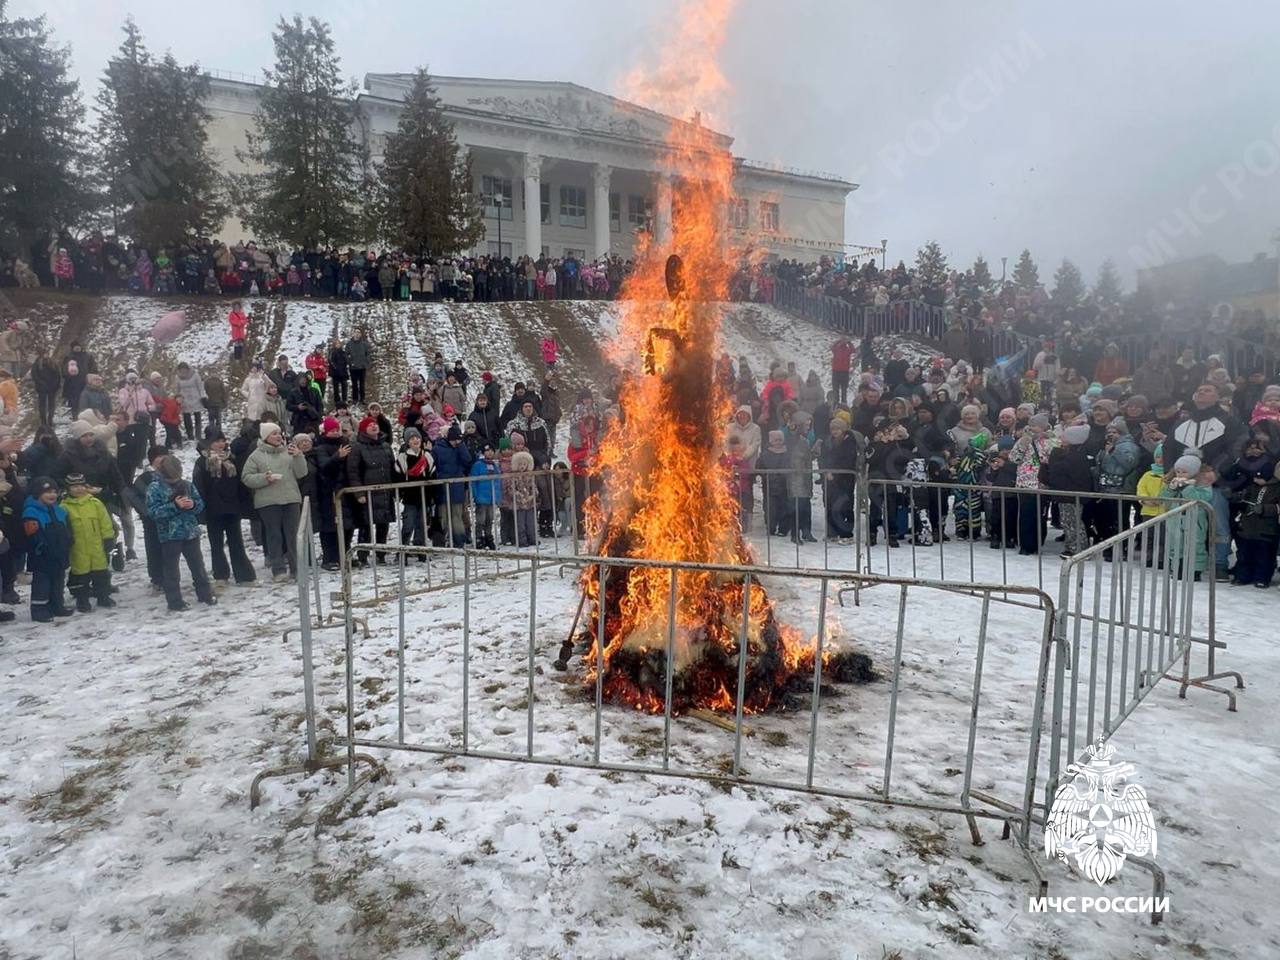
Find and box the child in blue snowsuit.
[22,477,73,622]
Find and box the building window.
[609,192,621,232]
[540,183,551,225]
[628,193,652,229]
[759,201,780,232]
[481,175,513,221]
[729,198,749,229]
[559,185,587,228]
[487,241,512,259]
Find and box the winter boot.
[31,605,53,623]
[75,595,93,613]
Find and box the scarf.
[206,453,237,479]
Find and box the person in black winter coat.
[17,429,61,485]
[469,394,501,448]
[31,354,61,426]
[311,421,351,568]
[56,425,124,513]
[230,419,262,547]
[327,339,350,407]
[193,436,255,583]
[817,418,861,540]
[345,418,395,564]
[1232,461,1280,587]
[61,341,96,417]
[499,383,541,431]
[0,451,26,605]
[1041,424,1095,555]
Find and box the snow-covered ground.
[1,517,1275,959]
[3,293,1275,957]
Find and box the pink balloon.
[151,310,186,342]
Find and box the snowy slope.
[1,292,1272,959]
[0,533,1273,959]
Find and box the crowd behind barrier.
[1,248,1279,625]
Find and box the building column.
[523,153,542,259]
[654,173,673,250]
[592,164,612,260]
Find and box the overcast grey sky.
[22,0,1280,285]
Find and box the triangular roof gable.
[364,73,733,149]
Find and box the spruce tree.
[914,240,949,304]
[1092,257,1123,304]
[1051,258,1086,307]
[95,17,227,250]
[1012,248,1040,291]
[0,1,92,261]
[230,16,364,248]
[970,254,993,289]
[375,69,481,256]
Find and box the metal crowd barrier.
[257,528,1061,897]
[248,471,1244,919]
[249,497,378,823]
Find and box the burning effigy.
[562,0,871,714]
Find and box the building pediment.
[364,74,732,149]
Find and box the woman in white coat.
[241,360,271,421]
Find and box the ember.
[568,0,871,714]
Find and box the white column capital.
[523,153,542,180]
[592,163,612,191]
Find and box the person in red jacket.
[831,337,854,404]
[304,344,328,397]
[227,302,248,360]
[566,413,602,537]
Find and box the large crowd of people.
[8,234,636,304]
[0,266,1278,624]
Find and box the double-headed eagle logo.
[1045,738,1158,885]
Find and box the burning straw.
[567,0,871,714]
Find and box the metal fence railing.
[248,468,1245,920]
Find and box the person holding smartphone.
[240,422,307,582]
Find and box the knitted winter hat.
[511,450,534,471]
[260,422,282,442]
[1063,424,1091,445]
[358,416,379,435]
[498,437,512,451]
[1029,413,1051,430]
[969,430,990,450]
[321,416,340,434]
[68,420,94,439]
[64,472,87,486]
[997,436,1016,451]
[1173,454,1202,475]
[403,426,421,442]
[443,404,455,417]
[30,476,58,498]
[446,425,462,441]
[481,371,493,382]
[463,419,477,434]
[157,455,183,481]
[292,433,313,447]
[1016,403,1036,417]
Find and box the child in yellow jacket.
[1136,442,1167,518]
[62,472,117,612]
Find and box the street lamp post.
[1001,256,1008,286]
[494,192,504,262]
[880,239,887,270]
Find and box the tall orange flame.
[578,0,838,714]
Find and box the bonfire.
[561,0,870,714]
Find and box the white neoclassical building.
[203,71,856,260]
